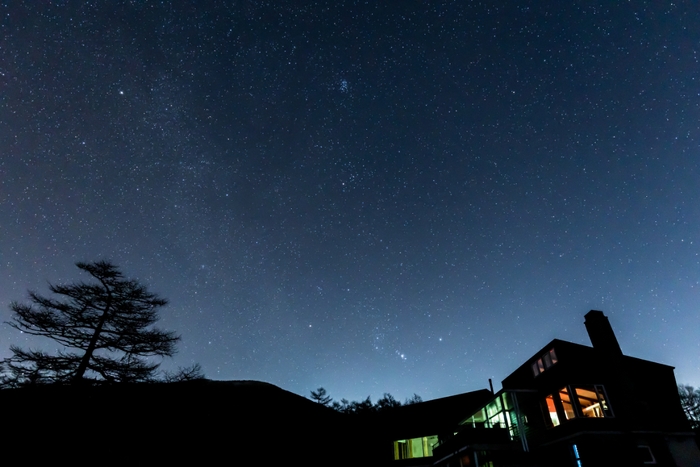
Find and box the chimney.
[584,310,623,356]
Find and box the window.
[543,389,572,427]
[559,387,576,420]
[393,435,438,460]
[543,385,613,427]
[543,352,552,368]
[545,394,560,427]
[531,348,558,377]
[531,359,545,377]
[574,385,613,418]
[461,392,524,441]
[548,348,558,365]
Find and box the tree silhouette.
[324,392,419,414]
[342,396,375,415]
[375,393,401,410]
[404,393,423,405]
[310,387,333,406]
[1,260,180,386]
[678,385,700,429]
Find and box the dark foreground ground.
[2,380,369,465]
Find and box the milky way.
[1,1,699,402]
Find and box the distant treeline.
[310,387,422,414]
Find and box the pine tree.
[1,260,180,386]
[310,387,333,406]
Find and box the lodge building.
[380,311,700,467]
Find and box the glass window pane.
[501,392,513,411]
[532,362,540,376]
[486,398,502,419]
[595,385,613,417]
[543,352,552,368]
[545,395,560,427]
[560,387,576,420]
[394,436,439,459]
[394,440,408,460]
[411,438,423,458]
[425,436,438,457]
[575,387,604,418]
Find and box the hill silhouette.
[2,379,357,465]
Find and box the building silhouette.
[383,311,699,467]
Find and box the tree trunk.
[72,282,113,384]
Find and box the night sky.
[2,1,699,402]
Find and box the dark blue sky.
[1,1,699,402]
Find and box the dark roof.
[502,337,675,391]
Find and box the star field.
[1,1,699,402]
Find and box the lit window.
[393,435,438,460]
[543,385,613,428]
[461,392,522,441]
[574,385,613,418]
[559,387,576,420]
[545,394,560,427]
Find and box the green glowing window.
[393,435,439,460]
